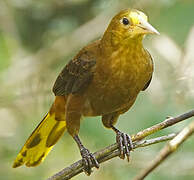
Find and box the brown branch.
[48,133,176,180]
[133,120,194,180]
[48,109,194,180]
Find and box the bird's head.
[102,9,159,46]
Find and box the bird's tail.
[13,96,67,168]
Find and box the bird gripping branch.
[13,9,159,175]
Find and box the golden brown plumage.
[13,9,159,175]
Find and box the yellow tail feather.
[13,113,66,168]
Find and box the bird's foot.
[112,126,133,162]
[116,131,133,161]
[80,147,99,175]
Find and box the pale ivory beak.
[138,17,160,35]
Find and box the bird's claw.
[80,148,99,175]
[116,131,133,162]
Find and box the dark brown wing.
[53,58,96,96]
[142,76,152,91]
[142,49,154,91]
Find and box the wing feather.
[53,57,96,96]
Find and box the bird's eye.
[122,17,130,25]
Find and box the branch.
[48,133,176,180]
[133,121,194,180]
[48,109,194,180]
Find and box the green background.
[0,0,194,179]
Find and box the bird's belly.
[83,75,142,116]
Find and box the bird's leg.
[66,94,99,175]
[73,135,99,175]
[111,125,134,162]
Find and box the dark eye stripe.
[122,17,130,25]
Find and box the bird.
[13,9,159,175]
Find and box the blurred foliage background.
[0,0,194,179]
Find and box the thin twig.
[132,109,194,141]
[133,121,194,180]
[48,133,176,180]
[47,110,194,180]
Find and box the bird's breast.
[84,47,153,116]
